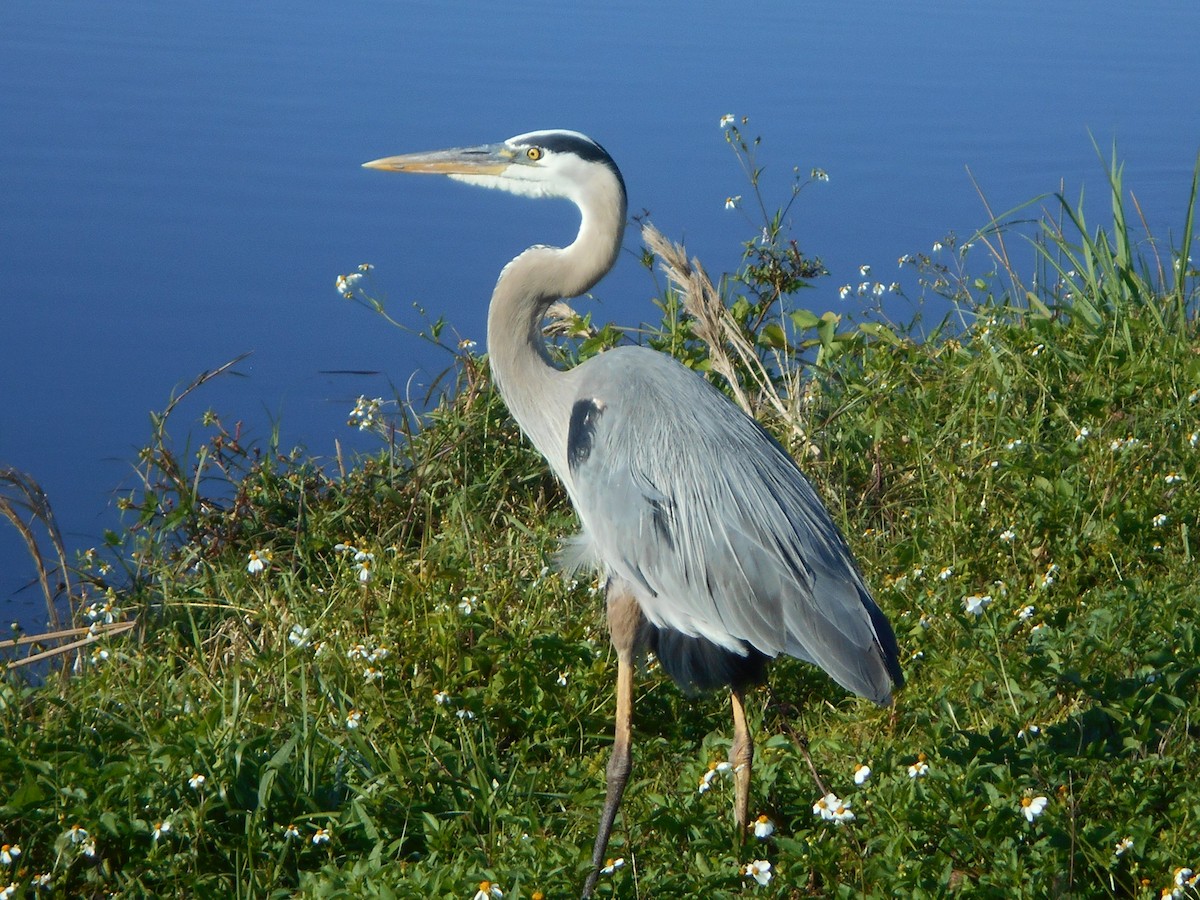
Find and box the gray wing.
[564,346,901,705]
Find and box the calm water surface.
[2,0,1198,626]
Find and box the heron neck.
[486,185,626,480]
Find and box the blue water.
[2,0,1198,628]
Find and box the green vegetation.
[3,133,1199,898]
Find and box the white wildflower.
[1020,795,1048,822]
[963,594,992,616]
[741,859,773,886]
[246,549,272,575]
[335,272,362,297]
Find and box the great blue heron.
[364,130,902,896]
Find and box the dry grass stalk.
[542,300,598,338]
[1,466,74,629]
[640,223,809,444]
[3,620,136,670]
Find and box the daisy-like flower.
[91,646,110,665]
[345,709,363,729]
[0,844,19,865]
[354,550,375,583]
[725,196,741,210]
[347,396,383,431]
[600,858,625,875]
[719,114,735,128]
[247,549,272,575]
[937,566,954,581]
[838,284,852,300]
[1113,836,1133,857]
[741,859,773,886]
[1164,473,1184,484]
[1017,605,1035,621]
[1074,426,1091,442]
[65,825,89,844]
[932,241,943,253]
[752,815,775,838]
[963,594,992,616]
[1174,868,1197,890]
[859,264,871,277]
[698,760,732,793]
[473,881,503,900]
[368,645,390,662]
[152,820,171,841]
[811,167,829,182]
[456,708,476,720]
[288,624,311,648]
[1189,431,1199,448]
[908,753,929,778]
[188,773,206,790]
[312,827,331,845]
[283,824,301,841]
[335,272,362,297]
[1020,795,1048,822]
[556,671,569,687]
[1000,528,1016,543]
[85,594,120,624]
[812,792,854,824]
[433,689,450,705]
[458,596,476,616]
[1153,514,1169,527]
[81,839,97,858]
[362,666,383,683]
[853,763,872,785]
[0,883,15,900]
[1017,723,1040,740]
[1039,564,1059,589]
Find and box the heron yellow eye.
[526,146,544,161]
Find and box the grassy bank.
[2,138,1199,898]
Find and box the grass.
[2,130,1199,898]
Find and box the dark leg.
[730,687,754,829]
[582,586,642,899]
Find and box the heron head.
[363,129,625,204]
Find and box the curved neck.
[486,179,626,479]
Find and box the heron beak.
[362,143,514,175]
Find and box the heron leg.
[730,687,754,829]
[582,586,642,899]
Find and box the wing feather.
[565,346,901,704]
